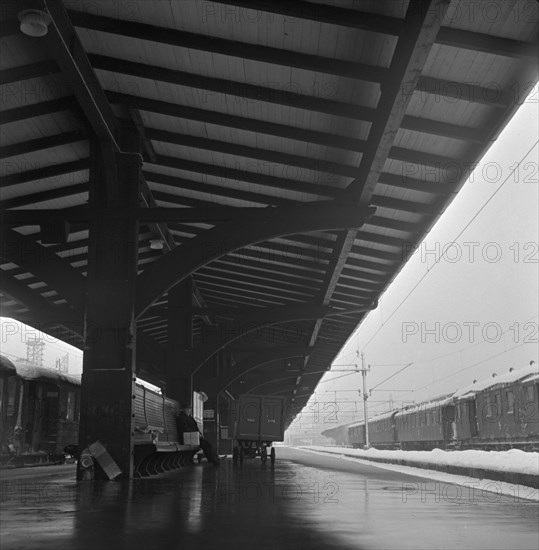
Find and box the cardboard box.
[183,432,200,446]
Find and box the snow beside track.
[304,446,539,476]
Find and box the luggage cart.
[231,395,285,465]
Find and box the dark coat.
[176,411,199,434]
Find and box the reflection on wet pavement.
[1,447,537,550]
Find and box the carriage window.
[485,396,493,418]
[494,393,502,415]
[506,391,514,413]
[525,386,535,402]
[66,391,76,421]
[7,377,17,416]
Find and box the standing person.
[176,404,220,465]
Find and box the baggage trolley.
[231,395,285,466]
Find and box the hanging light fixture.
[149,239,164,250]
[18,9,52,37]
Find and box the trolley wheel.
[233,447,239,465]
[261,447,267,463]
[197,453,203,463]
[239,447,244,464]
[270,447,276,465]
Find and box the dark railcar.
[396,397,456,450]
[454,367,538,450]
[231,394,285,464]
[348,411,397,449]
[348,421,365,448]
[0,356,18,457]
[347,364,538,452]
[369,411,398,448]
[0,359,81,466]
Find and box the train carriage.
[368,411,398,448]
[347,363,538,451]
[0,358,81,466]
[348,420,366,448]
[0,356,18,458]
[454,365,539,450]
[395,396,456,450]
[349,410,397,448]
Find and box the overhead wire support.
[359,351,370,448]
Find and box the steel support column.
[165,278,193,406]
[78,129,141,480]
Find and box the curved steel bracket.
[135,203,376,318]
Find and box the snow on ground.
[292,446,539,502]
[305,446,539,476]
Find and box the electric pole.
[360,352,370,448]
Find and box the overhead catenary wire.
[323,141,538,404]
[369,362,414,392]
[364,342,531,417]
[352,140,539,355]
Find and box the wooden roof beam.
[0,227,86,309]
[145,171,297,207]
[0,159,89,188]
[0,184,89,210]
[29,1,209,327]
[0,270,80,324]
[107,91,366,152]
[216,1,538,60]
[92,55,376,122]
[212,1,404,35]
[0,131,87,160]
[435,26,538,60]
[345,0,452,205]
[0,60,59,85]
[152,154,340,198]
[301,0,450,373]
[415,75,513,108]
[0,98,76,125]
[377,172,451,195]
[68,10,387,82]
[198,264,322,290]
[304,229,359,357]
[3,6,535,60]
[1,206,317,225]
[37,0,119,143]
[144,127,365,178]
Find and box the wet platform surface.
[1,447,538,550]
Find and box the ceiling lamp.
[18,9,52,37]
[149,239,164,250]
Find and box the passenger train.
[2,354,537,466]
[0,355,192,468]
[348,363,539,451]
[0,356,81,466]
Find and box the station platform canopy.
[1,0,537,424]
